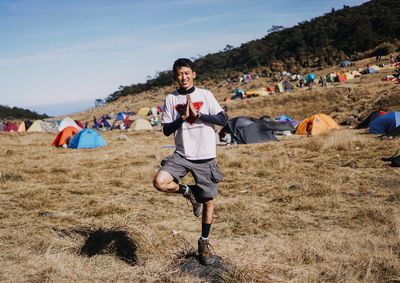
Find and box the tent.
[343,72,354,80]
[355,110,388,129]
[115,112,126,121]
[246,88,269,97]
[385,126,400,137]
[326,73,337,82]
[282,81,294,92]
[363,67,379,74]
[42,121,58,132]
[27,120,45,132]
[69,129,107,149]
[369,112,400,134]
[296,114,340,135]
[3,121,18,132]
[341,60,352,67]
[259,118,295,133]
[275,83,284,93]
[58,117,81,132]
[335,74,347,83]
[137,107,150,116]
[305,73,316,84]
[94,115,111,129]
[130,119,153,131]
[220,116,277,144]
[351,70,362,77]
[18,121,26,132]
[52,126,80,147]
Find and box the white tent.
[58,117,81,132]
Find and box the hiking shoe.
[183,186,202,217]
[198,238,215,266]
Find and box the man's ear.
[193,71,197,79]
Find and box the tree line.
[0,105,49,120]
[104,0,400,103]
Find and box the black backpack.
[382,150,400,167]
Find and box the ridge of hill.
[0,105,49,120]
[104,0,400,104]
[71,54,400,126]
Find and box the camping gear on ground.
[3,121,18,132]
[382,150,400,167]
[369,112,400,134]
[69,129,107,149]
[296,114,340,135]
[52,126,80,147]
[355,110,388,129]
[130,119,153,131]
[220,116,277,144]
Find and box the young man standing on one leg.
[153,58,227,265]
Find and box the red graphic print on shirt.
[175,101,204,124]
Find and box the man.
[153,58,227,266]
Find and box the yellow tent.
[296,114,339,135]
[130,119,153,131]
[343,72,354,80]
[27,120,45,132]
[351,70,362,77]
[137,107,150,116]
[275,83,284,93]
[17,122,26,132]
[246,88,269,97]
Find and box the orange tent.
[296,114,340,135]
[52,126,79,147]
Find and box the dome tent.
[69,129,107,149]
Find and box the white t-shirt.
[162,87,224,160]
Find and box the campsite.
[1,0,400,281]
[1,52,399,281]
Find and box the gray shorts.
[160,153,223,199]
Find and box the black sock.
[201,223,212,239]
[178,184,188,194]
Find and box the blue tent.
[341,60,351,67]
[115,112,126,121]
[69,129,107,149]
[364,67,378,74]
[305,73,316,84]
[369,112,400,134]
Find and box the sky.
[0,0,369,116]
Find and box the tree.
[268,25,285,34]
[94,99,104,107]
[223,44,234,51]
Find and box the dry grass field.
[1,59,400,282]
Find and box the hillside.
[0,60,399,280]
[71,55,400,127]
[104,0,400,103]
[0,105,49,120]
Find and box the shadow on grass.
[176,250,228,283]
[80,228,138,265]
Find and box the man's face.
[175,66,196,89]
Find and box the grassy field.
[1,59,400,282]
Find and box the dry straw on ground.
[1,60,400,282]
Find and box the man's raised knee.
[153,177,167,191]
